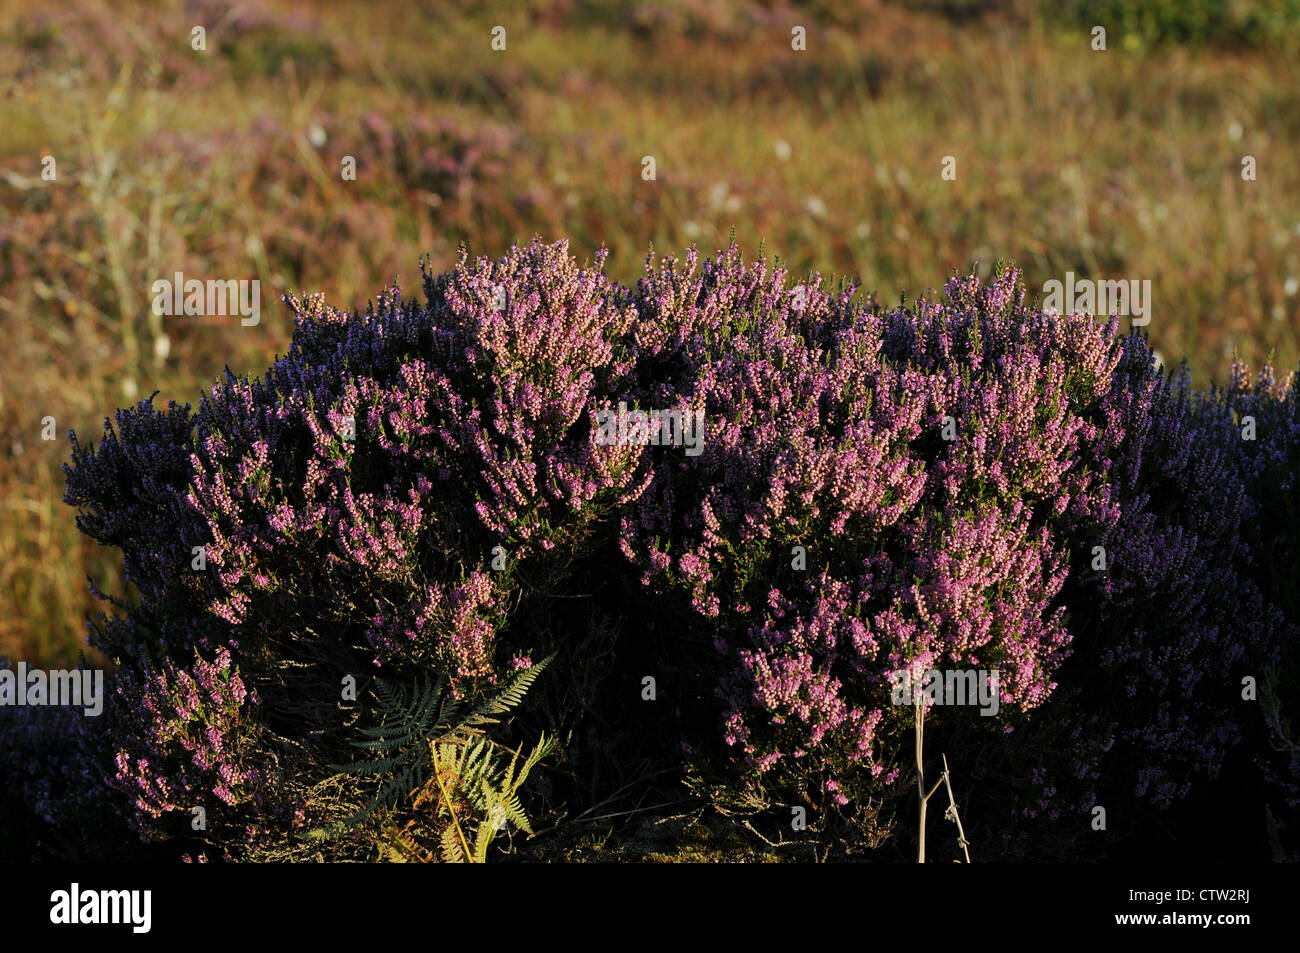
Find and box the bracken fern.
[303,656,555,861]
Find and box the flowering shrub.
[1189,358,1300,855]
[48,239,650,857]
[619,249,1292,852]
[110,644,266,829]
[181,240,646,675]
[621,254,1096,793]
[999,335,1287,836]
[10,237,1293,860]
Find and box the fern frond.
[434,761,473,862]
[440,824,465,863]
[473,806,500,860]
[300,821,349,843]
[463,657,552,728]
[322,658,556,859]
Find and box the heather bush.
[984,335,1286,858]
[53,239,648,858]
[616,246,1292,855]
[20,237,1297,860]
[620,252,1123,832]
[1190,359,1300,856]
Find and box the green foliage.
[1048,0,1300,50]
[303,657,556,861]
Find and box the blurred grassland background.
[2,0,1298,670]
